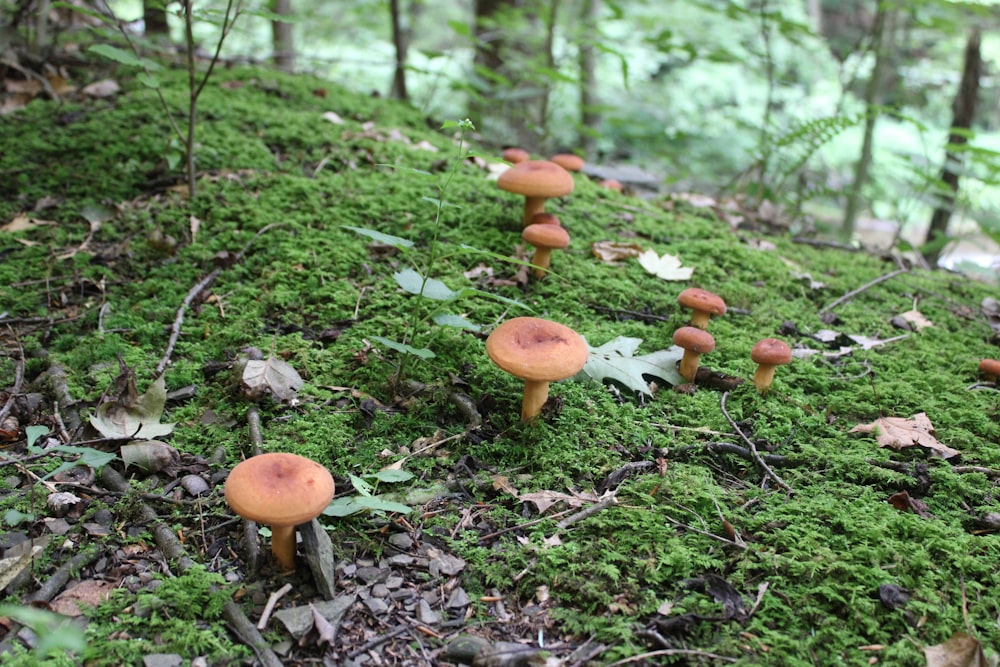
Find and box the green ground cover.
[1,63,998,665]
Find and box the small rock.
[446,586,470,609]
[364,597,389,614]
[356,566,388,584]
[416,598,439,625]
[274,594,356,640]
[42,517,72,535]
[180,474,210,496]
[429,552,466,577]
[371,583,389,598]
[388,532,413,551]
[143,655,183,667]
[385,576,404,590]
[387,554,414,567]
[300,519,337,600]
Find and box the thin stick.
[661,513,746,550]
[605,648,738,665]
[257,583,293,630]
[719,392,793,494]
[818,268,908,315]
[157,223,281,375]
[555,492,618,530]
[0,328,24,424]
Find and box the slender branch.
[0,328,24,424]
[719,392,793,494]
[818,268,908,315]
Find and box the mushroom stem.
[269,524,297,572]
[752,364,778,392]
[678,352,702,383]
[523,196,547,226]
[521,379,551,421]
[689,311,711,329]
[530,248,553,277]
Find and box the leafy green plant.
[62,0,244,198]
[0,604,86,661]
[323,468,414,517]
[347,119,527,375]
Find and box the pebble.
[388,533,413,550]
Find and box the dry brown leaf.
[81,79,120,98]
[50,579,116,616]
[518,489,600,514]
[924,632,993,667]
[1,215,57,233]
[849,413,960,459]
[592,240,644,263]
[898,308,933,331]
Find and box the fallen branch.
[0,328,24,424]
[605,647,738,665]
[719,392,793,494]
[157,223,281,375]
[100,466,282,667]
[673,441,789,467]
[556,491,618,530]
[818,268,908,315]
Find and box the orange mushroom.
[677,288,726,329]
[673,326,715,383]
[750,338,792,393]
[979,358,1000,384]
[501,147,531,164]
[550,153,584,172]
[522,222,570,278]
[497,160,575,226]
[485,317,589,421]
[225,452,335,571]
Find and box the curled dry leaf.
[591,240,644,263]
[236,355,304,402]
[849,412,960,460]
[90,368,174,440]
[924,632,992,667]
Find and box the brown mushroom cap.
[550,153,585,172]
[599,179,623,192]
[486,317,588,382]
[497,160,575,199]
[502,147,531,164]
[979,358,1000,380]
[751,339,792,366]
[225,452,335,527]
[672,326,716,353]
[678,288,727,324]
[522,223,570,250]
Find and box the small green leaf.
[343,226,414,249]
[322,497,364,517]
[349,473,374,496]
[372,468,415,483]
[87,44,161,70]
[432,313,481,331]
[370,336,436,360]
[4,509,34,526]
[393,269,460,300]
[354,495,412,514]
[26,425,48,449]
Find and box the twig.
[346,624,412,659]
[605,648,738,665]
[673,441,789,467]
[101,465,282,667]
[477,508,576,545]
[257,582,293,630]
[157,223,281,375]
[719,392,793,494]
[0,328,24,424]
[26,547,100,603]
[950,465,1000,479]
[555,491,618,530]
[818,268,908,315]
[661,513,746,550]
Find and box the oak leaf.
[575,336,684,394]
[849,413,960,459]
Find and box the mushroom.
[224,452,335,571]
[599,178,623,192]
[529,212,562,226]
[502,147,531,164]
[979,358,1000,384]
[522,222,570,278]
[485,317,589,421]
[550,153,584,172]
[750,338,792,393]
[677,288,727,329]
[497,160,575,226]
[673,326,715,383]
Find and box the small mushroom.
[979,358,1000,384]
[502,147,531,164]
[522,222,570,278]
[599,178,623,192]
[549,153,584,172]
[529,212,561,226]
[677,288,727,329]
[673,326,715,383]
[224,452,335,571]
[497,160,575,226]
[750,338,792,393]
[485,317,589,421]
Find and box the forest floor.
[1,58,1000,667]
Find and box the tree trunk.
[389,0,410,100]
[536,0,560,137]
[577,0,599,155]
[841,0,891,240]
[271,0,295,72]
[923,27,982,267]
[144,0,169,39]
[806,0,822,34]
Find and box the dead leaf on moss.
[575,336,684,394]
[238,355,304,403]
[50,579,116,616]
[637,249,694,281]
[90,360,174,440]
[591,240,644,263]
[924,632,993,667]
[849,413,960,459]
[519,489,601,514]
[1,215,57,233]
[898,308,933,331]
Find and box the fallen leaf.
[518,489,600,514]
[887,490,934,518]
[322,111,344,124]
[89,361,174,440]
[1,215,57,233]
[637,249,694,281]
[849,413,960,459]
[924,632,992,667]
[81,79,120,98]
[575,336,684,394]
[237,355,304,402]
[50,579,116,616]
[591,240,644,263]
[898,309,933,331]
